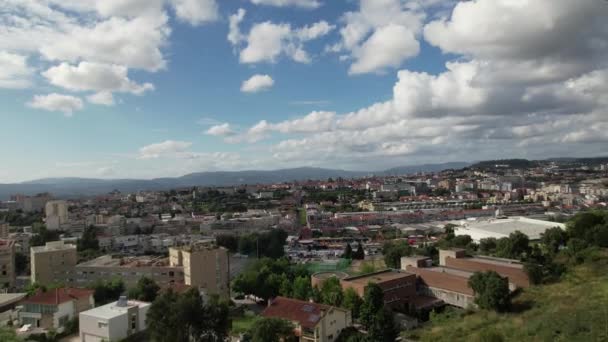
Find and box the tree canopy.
[468,271,511,312]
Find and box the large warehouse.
[453,216,565,242]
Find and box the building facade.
[339,269,416,311]
[31,241,78,286]
[0,239,16,289]
[45,200,69,230]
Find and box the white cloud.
[43,61,154,95]
[331,0,425,74]
[87,92,115,106]
[27,93,84,116]
[241,74,275,93]
[170,0,219,26]
[206,123,236,136]
[234,15,334,64]
[138,140,193,159]
[227,8,246,46]
[0,51,32,88]
[250,0,321,9]
[349,24,419,75]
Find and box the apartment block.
[31,241,78,286]
[20,288,94,331]
[169,241,230,298]
[0,239,16,289]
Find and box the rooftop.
[22,288,94,306]
[77,255,171,268]
[342,269,414,286]
[80,299,151,320]
[455,216,565,240]
[31,241,76,253]
[262,297,332,329]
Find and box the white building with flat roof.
[79,297,150,342]
[454,216,565,242]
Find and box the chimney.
[117,296,128,307]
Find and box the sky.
[1,0,608,183]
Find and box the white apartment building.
[45,200,69,230]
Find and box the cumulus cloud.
[87,92,115,106]
[43,62,154,96]
[0,51,32,88]
[170,0,219,26]
[227,8,246,46]
[138,140,193,159]
[331,0,425,74]
[229,10,334,64]
[250,0,321,9]
[206,123,236,136]
[241,74,275,93]
[231,0,608,167]
[27,94,84,116]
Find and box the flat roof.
[80,300,151,320]
[31,241,76,253]
[468,256,524,269]
[77,255,171,268]
[342,269,413,285]
[0,293,26,306]
[455,216,565,240]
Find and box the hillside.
[0,163,469,199]
[407,251,608,341]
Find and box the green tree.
[368,307,397,342]
[0,326,22,342]
[468,271,511,312]
[15,252,28,275]
[354,242,365,260]
[343,243,353,259]
[292,276,312,301]
[495,231,530,259]
[91,278,125,305]
[320,277,344,306]
[359,283,384,329]
[248,317,294,342]
[524,262,543,285]
[342,288,363,319]
[128,277,160,302]
[78,225,100,251]
[540,227,568,254]
[478,238,497,254]
[382,241,412,269]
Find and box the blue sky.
[1,0,607,182]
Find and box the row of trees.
[232,258,310,301]
[342,242,365,260]
[216,229,288,258]
[147,289,230,342]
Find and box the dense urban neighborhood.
[0,158,606,341]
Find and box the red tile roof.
[23,288,94,306]
[262,297,332,329]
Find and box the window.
[131,316,137,330]
[98,321,108,328]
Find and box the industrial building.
[340,269,416,311]
[453,216,565,242]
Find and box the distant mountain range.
[0,162,469,199]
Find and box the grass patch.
[231,311,258,334]
[407,250,608,342]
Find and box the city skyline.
[1,0,608,183]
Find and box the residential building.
[19,288,94,330]
[79,296,150,342]
[339,269,416,311]
[169,242,230,298]
[45,200,69,230]
[262,296,351,342]
[0,222,8,238]
[31,241,78,286]
[67,255,184,288]
[0,239,16,289]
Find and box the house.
[19,288,94,331]
[262,296,352,342]
[339,269,417,311]
[79,296,150,342]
